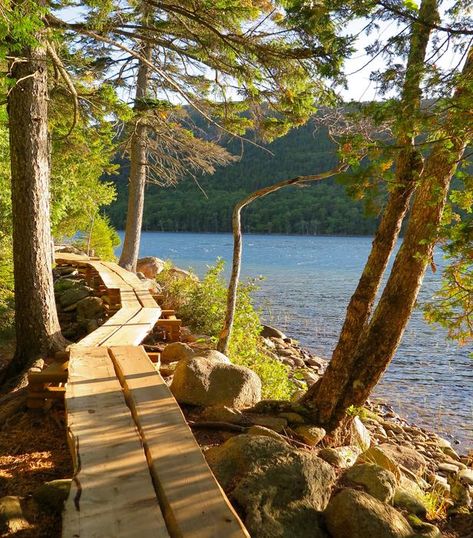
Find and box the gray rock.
[345,463,397,502]
[0,496,28,533]
[161,342,195,363]
[59,286,91,308]
[292,357,306,368]
[378,444,427,475]
[200,405,243,423]
[198,349,232,364]
[168,266,197,280]
[352,416,371,452]
[324,489,413,538]
[86,319,99,333]
[76,296,103,320]
[357,446,401,481]
[294,425,326,446]
[170,357,261,408]
[306,356,326,368]
[408,518,442,538]
[278,412,305,425]
[438,462,460,474]
[393,488,427,517]
[33,479,71,513]
[54,277,81,293]
[459,468,473,485]
[319,446,361,468]
[248,415,288,433]
[247,425,286,441]
[136,256,165,279]
[206,435,335,538]
[261,325,287,339]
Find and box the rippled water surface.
[120,232,472,449]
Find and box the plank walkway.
[50,253,249,538]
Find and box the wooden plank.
[55,252,90,264]
[76,308,142,347]
[63,346,169,538]
[101,262,148,290]
[134,289,159,308]
[102,308,161,347]
[109,346,250,538]
[29,386,65,399]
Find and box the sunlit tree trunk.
[119,38,152,271]
[6,35,65,380]
[305,46,472,433]
[303,0,438,421]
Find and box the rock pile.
[156,332,471,537]
[53,264,105,341]
[260,324,327,389]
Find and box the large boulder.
[324,489,413,538]
[170,357,261,408]
[206,434,336,538]
[344,463,397,503]
[161,342,195,363]
[136,256,165,279]
[198,349,232,364]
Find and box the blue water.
[118,232,472,449]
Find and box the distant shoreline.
[119,230,378,239]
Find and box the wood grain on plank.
[103,308,161,347]
[109,346,250,538]
[63,346,169,538]
[76,308,142,347]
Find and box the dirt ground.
[0,404,72,538]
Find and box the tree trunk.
[217,164,347,354]
[302,0,438,420]
[6,39,65,379]
[305,46,472,432]
[118,42,152,272]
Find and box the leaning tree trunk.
[6,38,65,380]
[217,164,347,354]
[303,0,438,417]
[305,46,472,432]
[119,41,152,272]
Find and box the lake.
[118,231,472,449]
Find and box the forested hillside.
[105,120,379,235]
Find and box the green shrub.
[73,214,121,261]
[157,258,295,399]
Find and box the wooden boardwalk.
[34,253,249,538]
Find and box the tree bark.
[119,40,152,272]
[6,38,65,379]
[217,164,347,354]
[302,0,438,420]
[305,46,472,432]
